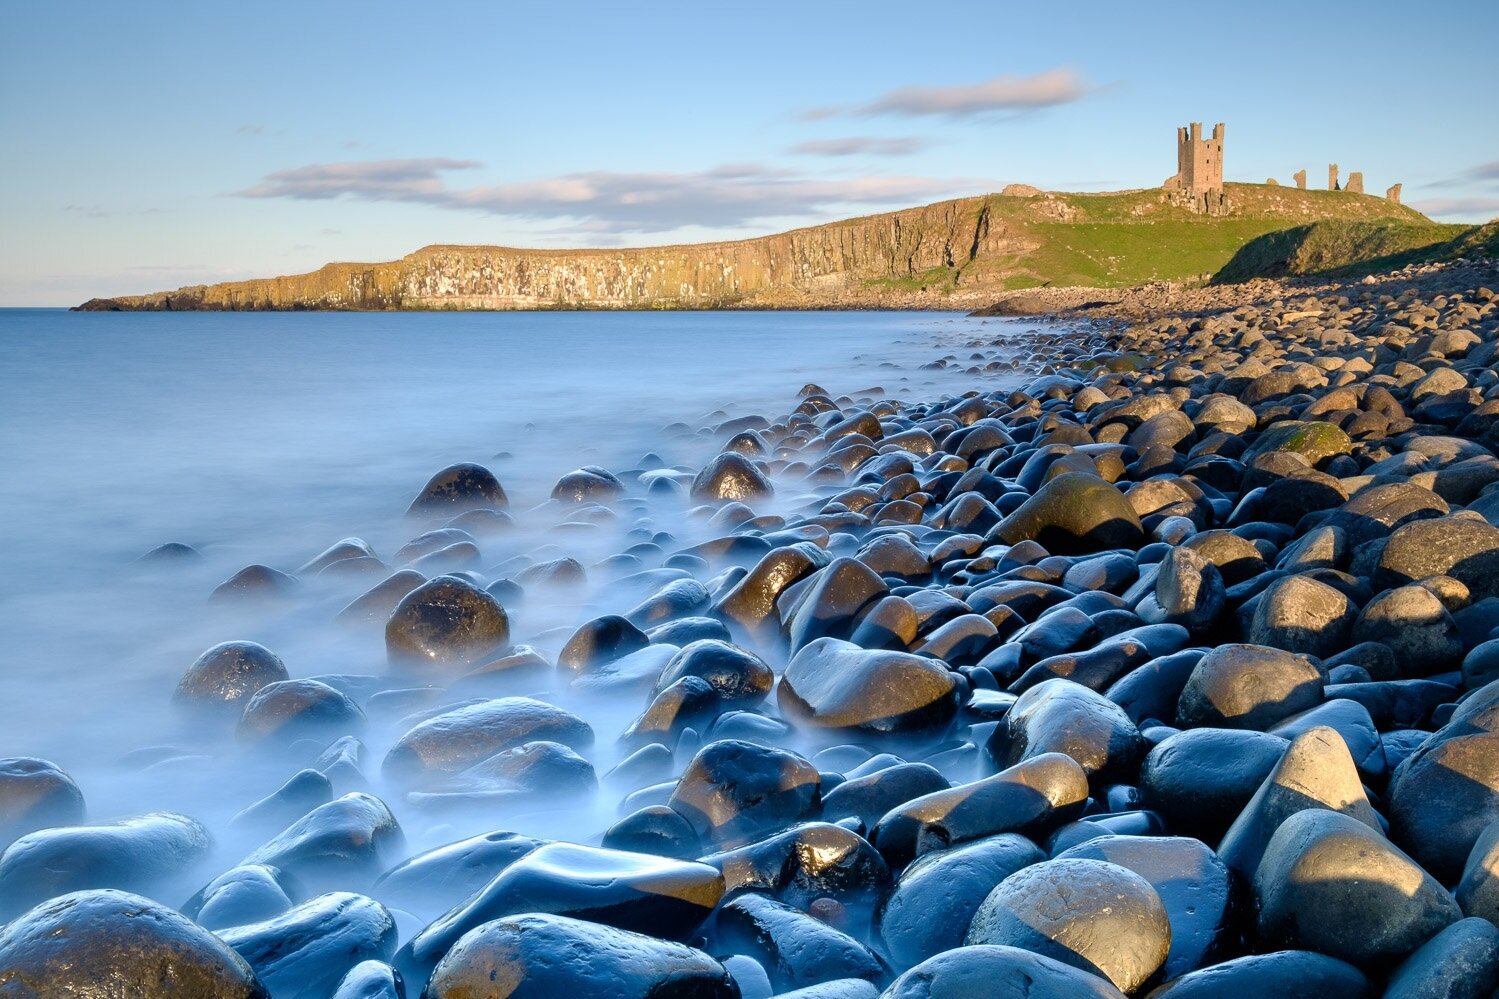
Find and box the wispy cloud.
[1409,196,1499,220]
[1422,159,1499,190]
[237,124,265,135]
[790,136,928,157]
[62,203,109,219]
[238,158,483,200]
[235,158,992,234]
[807,67,1090,120]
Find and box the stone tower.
[1387,183,1402,204]
[1164,122,1227,214]
[1346,172,1364,194]
[1329,164,1340,191]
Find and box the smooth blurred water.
[0,307,1027,867]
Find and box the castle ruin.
[1162,122,1403,207]
[1163,122,1227,215]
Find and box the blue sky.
[3,0,1496,305]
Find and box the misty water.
[0,307,1030,909]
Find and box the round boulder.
[991,472,1145,555]
[1255,809,1460,965]
[778,638,959,735]
[406,463,507,516]
[965,857,1171,993]
[0,889,267,998]
[0,757,85,846]
[173,641,291,712]
[1176,644,1324,730]
[385,576,509,669]
[691,452,774,503]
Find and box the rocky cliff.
[78,185,1434,311]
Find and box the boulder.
[1176,644,1323,730]
[219,892,397,999]
[0,757,84,846]
[1249,575,1357,659]
[692,452,774,502]
[0,889,268,998]
[991,472,1145,555]
[1143,950,1369,999]
[1255,808,1460,965]
[385,576,509,669]
[987,678,1144,782]
[668,740,820,847]
[965,857,1171,993]
[173,641,290,711]
[383,697,593,784]
[406,463,506,516]
[882,944,1126,998]
[714,892,882,991]
[422,913,737,999]
[778,638,959,735]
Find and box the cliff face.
[80,186,1432,311]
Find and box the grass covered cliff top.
[79,184,1487,312]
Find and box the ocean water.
[0,307,1030,881]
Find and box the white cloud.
[808,67,1090,119]
[235,158,994,234]
[1409,196,1499,221]
[790,137,928,157]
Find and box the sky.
[2,0,1497,306]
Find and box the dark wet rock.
[1148,546,1224,633]
[1383,916,1499,999]
[714,892,883,991]
[1143,950,1370,999]
[1351,583,1462,670]
[460,739,597,796]
[394,529,477,565]
[1255,808,1460,966]
[990,472,1145,555]
[1248,574,1358,658]
[1387,687,1499,880]
[1270,698,1386,784]
[184,864,295,931]
[422,913,738,999]
[136,540,203,563]
[785,558,889,653]
[876,832,1044,969]
[1218,726,1381,880]
[965,857,1170,993]
[173,641,290,711]
[1139,729,1287,840]
[384,576,509,670]
[1176,643,1324,730]
[551,466,626,503]
[337,570,425,625]
[623,676,722,749]
[882,944,1126,998]
[988,678,1144,782]
[0,811,210,919]
[238,679,365,743]
[0,757,84,846]
[220,891,397,999]
[229,769,334,837]
[715,543,830,641]
[373,829,543,918]
[1014,631,1163,694]
[1244,420,1350,465]
[703,822,889,912]
[604,804,701,859]
[668,739,820,847]
[1374,516,1499,600]
[779,638,959,735]
[298,537,379,575]
[1105,649,1203,726]
[212,563,301,604]
[820,763,950,831]
[626,578,712,628]
[1055,835,1230,981]
[517,555,588,588]
[558,614,651,672]
[1323,481,1450,548]
[693,452,775,503]
[873,753,1089,868]
[654,639,773,705]
[383,697,593,784]
[0,889,269,999]
[399,843,724,980]
[647,615,732,647]
[241,792,404,893]
[331,961,405,999]
[406,463,507,516]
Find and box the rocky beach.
[4,250,1499,998]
